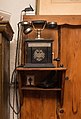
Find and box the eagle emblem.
[33,49,45,62]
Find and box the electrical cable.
[9,21,22,118]
[9,69,21,115]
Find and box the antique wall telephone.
[16,20,60,68]
[9,17,65,119]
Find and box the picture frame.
[51,0,81,3]
[35,0,81,15]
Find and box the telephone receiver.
[18,20,57,37]
[20,21,33,34]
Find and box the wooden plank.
[0,34,2,118]
[21,91,57,119]
[16,67,66,71]
[0,21,14,41]
[60,25,81,119]
[0,22,13,119]
[23,15,81,25]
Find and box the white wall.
[0,0,36,77]
[0,1,35,119]
[0,0,35,39]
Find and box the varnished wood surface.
[16,67,66,71]
[0,34,10,119]
[0,21,14,41]
[0,22,13,119]
[21,87,62,91]
[60,24,81,119]
[23,15,81,25]
[21,91,57,119]
[20,15,81,119]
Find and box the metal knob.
[53,57,60,62]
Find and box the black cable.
[15,22,21,68]
[9,69,21,115]
[9,22,22,117]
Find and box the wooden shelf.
[16,67,67,71]
[21,87,62,91]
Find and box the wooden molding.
[0,21,14,41]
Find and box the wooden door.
[60,24,81,119]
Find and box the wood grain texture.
[23,15,81,25]
[21,91,57,119]
[60,25,81,119]
[20,15,81,119]
[0,22,13,119]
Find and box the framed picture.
[36,0,81,15]
[51,0,81,3]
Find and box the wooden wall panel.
[0,22,13,119]
[22,15,81,119]
[21,91,57,119]
[60,25,81,119]
[0,34,2,118]
[20,15,60,119]
[23,15,81,25]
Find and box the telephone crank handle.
[53,57,60,61]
